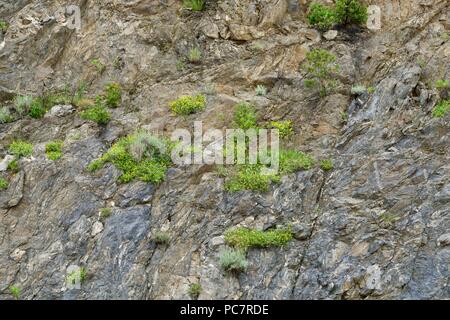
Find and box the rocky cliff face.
[0,0,449,300]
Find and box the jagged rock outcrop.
[0,0,449,300]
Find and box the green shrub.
[80,104,111,124]
[9,286,20,300]
[7,159,19,172]
[367,86,376,94]
[255,85,267,96]
[170,94,206,115]
[233,102,258,130]
[307,3,337,31]
[153,231,170,245]
[105,83,122,108]
[0,107,12,123]
[432,100,450,118]
[183,0,205,12]
[320,159,334,171]
[269,120,293,138]
[279,150,315,174]
[46,140,63,161]
[14,95,33,116]
[188,47,202,63]
[0,177,8,190]
[91,59,106,73]
[0,20,8,32]
[66,267,87,285]
[219,248,248,273]
[88,131,172,184]
[225,165,275,192]
[302,49,340,97]
[435,79,449,90]
[225,227,293,250]
[188,283,202,299]
[29,100,46,118]
[8,141,33,158]
[351,85,366,95]
[100,207,112,219]
[334,0,368,25]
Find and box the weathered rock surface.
[0,0,449,300]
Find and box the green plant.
[334,0,368,25]
[279,150,315,174]
[225,165,276,192]
[255,85,267,96]
[14,95,33,116]
[432,100,450,118]
[80,104,111,124]
[269,120,293,138]
[188,283,202,299]
[104,83,122,108]
[0,107,12,123]
[307,3,337,31]
[170,94,206,115]
[340,111,348,122]
[176,59,186,71]
[100,207,112,219]
[435,79,449,90]
[28,98,46,119]
[9,286,20,300]
[320,159,334,171]
[45,140,63,161]
[183,0,205,12]
[0,177,8,190]
[367,86,376,94]
[153,231,170,245]
[233,102,258,130]
[351,85,366,95]
[219,248,248,273]
[225,227,293,250]
[66,267,87,285]
[7,159,19,172]
[88,131,172,184]
[0,20,8,32]
[91,59,106,73]
[187,47,202,63]
[302,49,340,97]
[8,141,33,158]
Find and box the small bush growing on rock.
[46,140,63,161]
[255,85,267,96]
[219,248,248,273]
[224,227,293,250]
[80,104,111,125]
[233,102,258,130]
[0,20,8,32]
[8,141,33,158]
[0,177,8,190]
[187,47,202,63]
[7,159,19,172]
[367,86,376,94]
[183,0,205,12]
[435,79,449,90]
[432,100,450,118]
[307,3,337,31]
[105,83,122,108]
[279,150,315,174]
[0,107,12,123]
[28,98,46,119]
[334,0,368,25]
[188,283,202,300]
[14,95,33,116]
[302,49,340,97]
[91,59,106,73]
[320,159,334,171]
[225,165,276,192]
[100,208,112,219]
[351,85,366,95]
[269,120,293,139]
[9,286,20,300]
[170,94,206,115]
[88,131,172,184]
[66,267,87,286]
[153,231,170,245]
